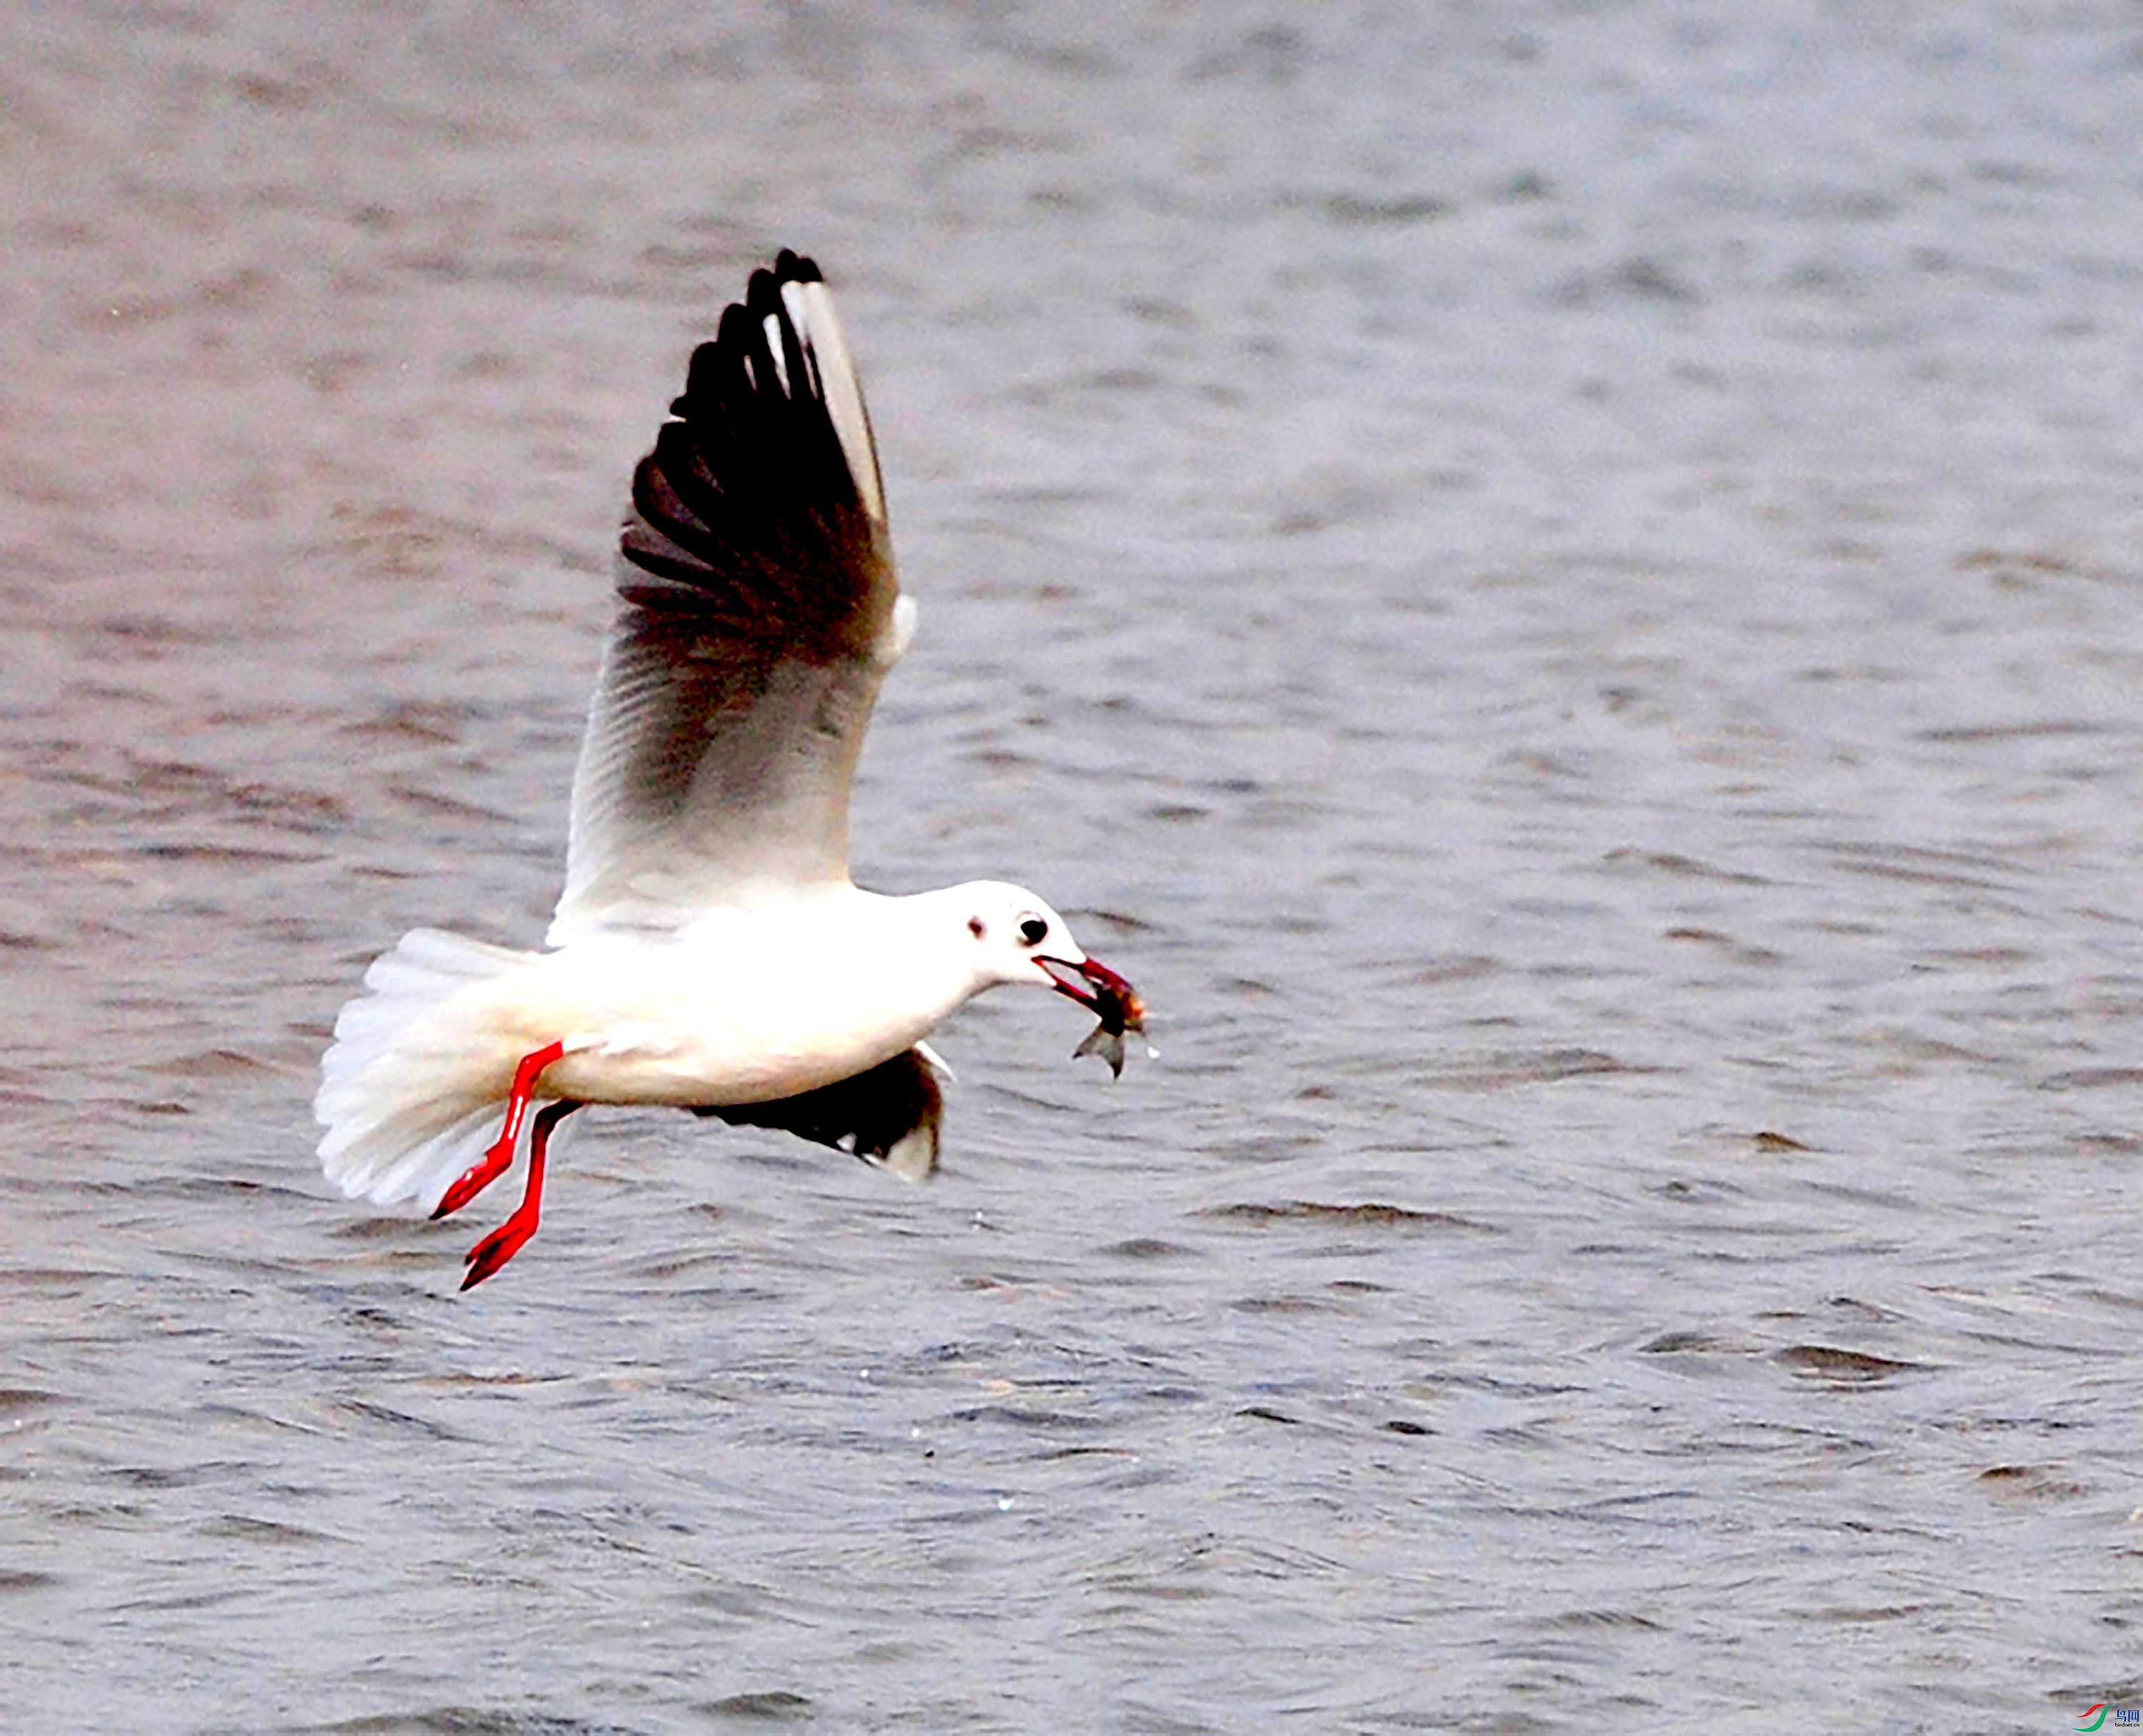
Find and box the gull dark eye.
[969,917,986,940]
[1019,916,1049,947]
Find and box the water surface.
[6,4,2143,1729]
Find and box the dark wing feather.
[549,251,904,942]
[694,1046,944,1182]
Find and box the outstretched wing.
[548,249,910,945]
[694,1046,946,1182]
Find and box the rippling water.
[8,4,2143,1729]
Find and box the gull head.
[951,881,1119,1004]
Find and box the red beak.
[1036,955,1145,1027]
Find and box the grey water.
[6,4,2143,1730]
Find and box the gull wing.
[548,250,909,944]
[693,1045,946,1182]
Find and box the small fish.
[1070,967,1152,1080]
[1038,954,1156,1079]
[1074,1021,1134,1078]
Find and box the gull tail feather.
[314,928,538,1210]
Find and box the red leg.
[432,1039,568,1221]
[461,1097,582,1290]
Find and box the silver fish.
[1074,1020,1131,1079]
[1038,954,1152,1079]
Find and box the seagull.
[316,249,1145,1289]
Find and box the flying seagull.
[316,250,1146,1288]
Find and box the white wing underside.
[546,256,912,947]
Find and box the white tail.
[316,928,539,1209]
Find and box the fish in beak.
[1036,956,1152,1079]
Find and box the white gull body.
[314,250,1139,1286]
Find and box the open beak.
[1036,954,1146,1028]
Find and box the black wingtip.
[741,254,830,335]
[628,246,884,595]
[750,251,822,307]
